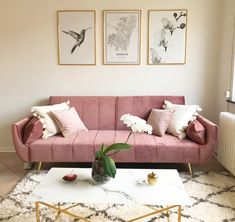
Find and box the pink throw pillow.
[186,119,206,145]
[147,109,174,136]
[50,107,88,137]
[23,117,43,144]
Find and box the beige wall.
[0,0,222,151]
[216,0,235,119]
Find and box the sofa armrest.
[12,117,30,162]
[197,115,218,163]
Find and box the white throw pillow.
[162,100,202,139]
[31,101,70,138]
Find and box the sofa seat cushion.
[74,130,117,162]
[30,130,128,162]
[29,130,200,163]
[114,130,158,162]
[29,134,77,162]
[114,132,200,163]
[155,134,200,163]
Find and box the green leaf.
[103,143,131,155]
[101,143,106,153]
[102,156,116,178]
[96,144,107,158]
[95,151,102,159]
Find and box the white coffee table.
[28,168,190,222]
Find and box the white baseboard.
[0,146,15,152]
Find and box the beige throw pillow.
[163,100,202,139]
[147,109,174,136]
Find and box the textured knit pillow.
[147,109,174,136]
[50,107,88,137]
[163,100,202,139]
[186,119,206,144]
[23,117,43,144]
[31,101,70,139]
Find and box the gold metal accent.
[127,205,181,222]
[64,203,80,210]
[37,162,42,173]
[147,172,158,185]
[35,201,182,222]
[147,9,188,65]
[35,202,40,222]
[178,205,182,222]
[147,205,170,222]
[57,10,96,65]
[188,162,193,176]
[166,205,170,222]
[147,205,158,211]
[54,202,61,221]
[35,202,91,222]
[102,10,142,65]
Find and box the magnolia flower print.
[150,10,187,64]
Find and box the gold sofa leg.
[37,162,42,173]
[188,163,193,177]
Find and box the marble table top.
[28,168,190,205]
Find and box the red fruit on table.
[63,173,77,181]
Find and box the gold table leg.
[54,202,61,221]
[188,163,193,177]
[178,205,181,222]
[166,206,170,222]
[35,201,181,222]
[37,162,42,173]
[35,202,40,222]
[35,202,91,222]
[128,205,181,222]
[150,205,170,222]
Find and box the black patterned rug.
[0,170,234,222]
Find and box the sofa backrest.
[49,96,185,130]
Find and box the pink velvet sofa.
[12,96,218,171]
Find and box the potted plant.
[92,143,131,182]
[92,114,152,182]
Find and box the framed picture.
[148,9,187,65]
[57,10,96,65]
[103,10,141,65]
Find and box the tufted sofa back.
[49,96,185,130]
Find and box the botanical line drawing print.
[107,15,137,52]
[104,10,140,65]
[62,27,92,54]
[149,10,187,64]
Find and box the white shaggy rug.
[0,170,234,222]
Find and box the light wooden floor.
[0,152,226,200]
[0,153,27,200]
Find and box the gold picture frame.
[148,9,187,65]
[103,10,141,65]
[57,10,96,65]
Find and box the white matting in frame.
[57,10,96,65]
[103,10,141,65]
[148,9,187,65]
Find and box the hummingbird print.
[62,27,92,54]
